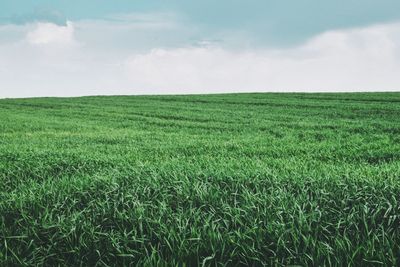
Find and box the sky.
[0,1,400,98]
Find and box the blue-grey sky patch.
[1,0,400,45]
[1,8,67,26]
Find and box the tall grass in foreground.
[1,93,400,266]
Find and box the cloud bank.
[0,18,399,98]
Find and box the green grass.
[1,92,400,266]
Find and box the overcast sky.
[0,0,400,98]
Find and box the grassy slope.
[0,93,400,266]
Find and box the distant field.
[1,93,400,266]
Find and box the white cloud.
[26,21,76,45]
[124,22,400,93]
[0,20,399,98]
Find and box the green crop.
[1,93,400,266]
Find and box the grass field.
[1,93,400,266]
